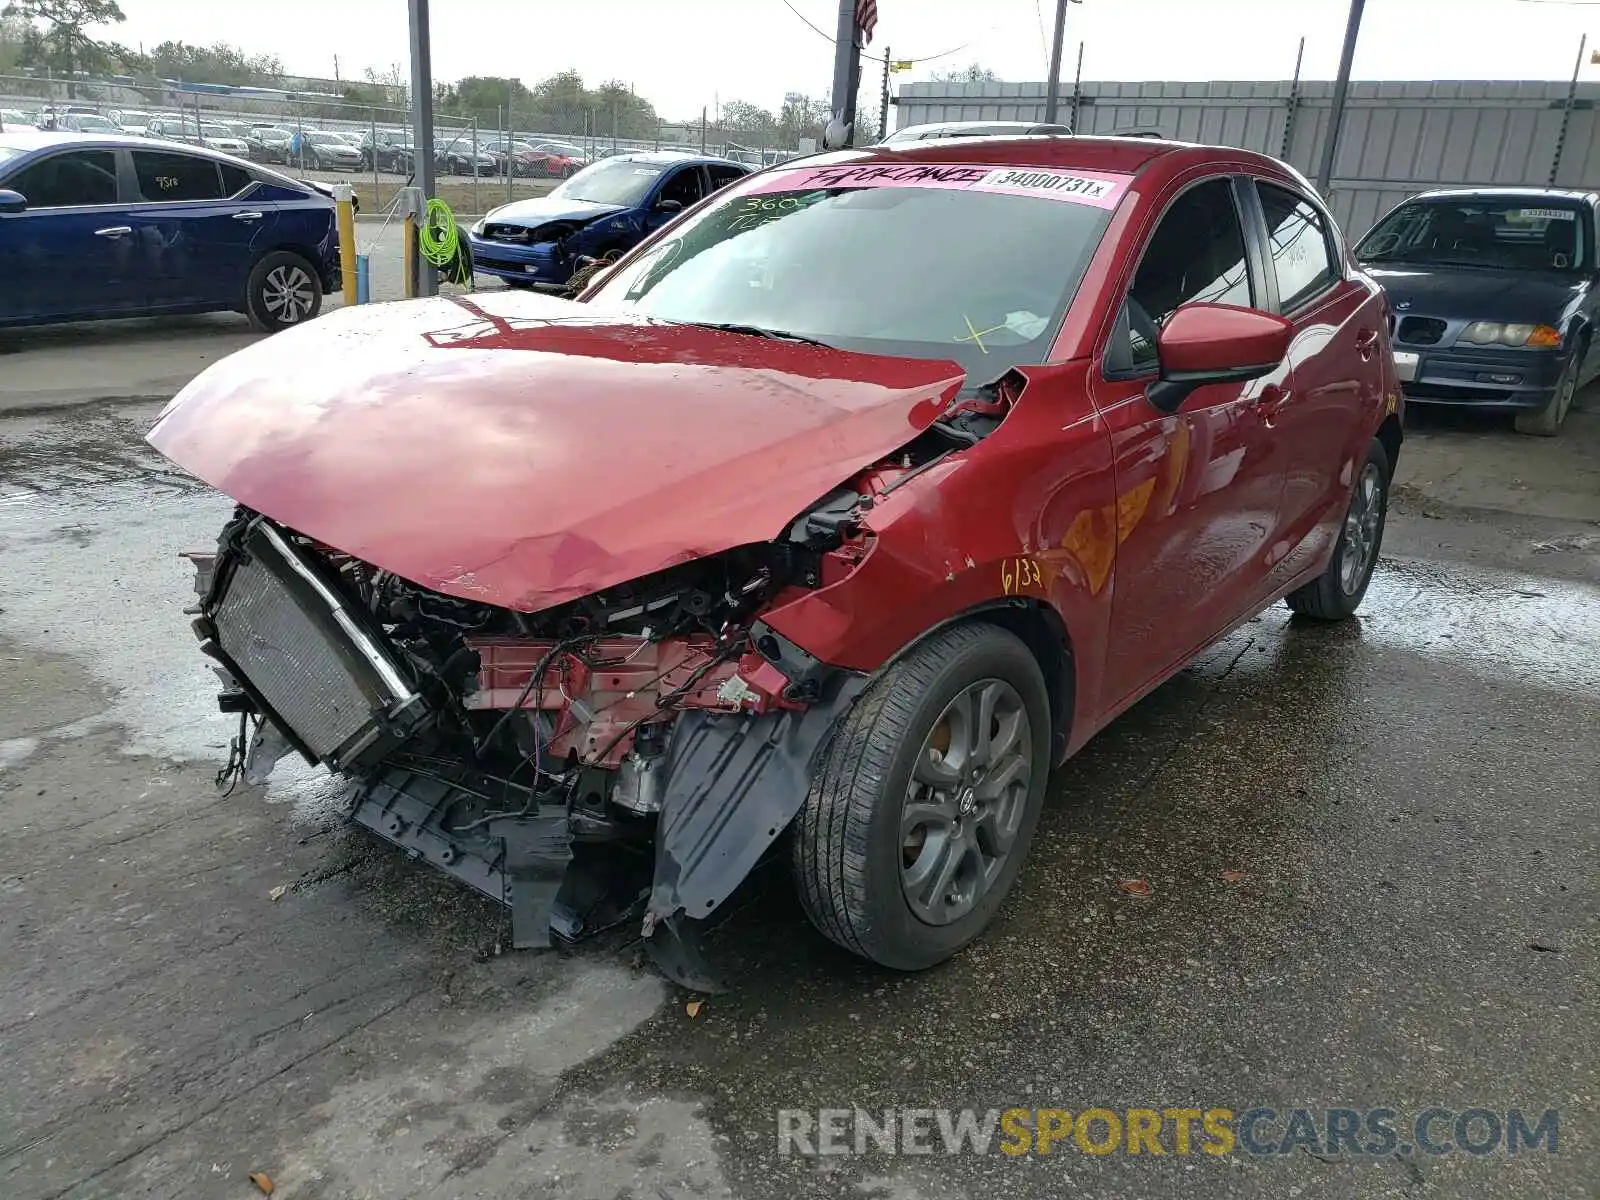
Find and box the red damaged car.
[148,137,1402,987]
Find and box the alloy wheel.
[262,265,316,325]
[900,678,1033,925]
[1338,461,1384,594]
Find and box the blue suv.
[467,151,751,290]
[0,130,340,331]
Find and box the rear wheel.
[1514,350,1580,437]
[245,251,322,333]
[1285,437,1390,620]
[793,623,1051,971]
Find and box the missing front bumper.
[342,672,866,987]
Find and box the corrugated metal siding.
[895,79,1599,237]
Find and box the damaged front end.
[187,501,877,988]
[153,289,1027,987]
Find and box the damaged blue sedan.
[466,151,749,291]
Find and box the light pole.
[408,0,438,296]
[1316,0,1366,196]
[1044,0,1069,124]
[829,0,862,147]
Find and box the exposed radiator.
[209,521,422,771]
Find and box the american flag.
[856,0,878,44]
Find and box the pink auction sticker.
[742,161,1133,209]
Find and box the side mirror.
[655,198,684,213]
[0,188,26,214]
[1146,303,1293,413]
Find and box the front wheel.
[793,623,1051,971]
[1514,351,1580,436]
[245,250,322,333]
[1285,437,1390,620]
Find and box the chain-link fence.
[0,73,808,214]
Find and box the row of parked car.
[352,130,587,178]
[0,106,592,179]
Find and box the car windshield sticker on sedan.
[744,162,1132,209]
[1510,208,1576,222]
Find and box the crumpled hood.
[480,195,625,228]
[148,291,964,612]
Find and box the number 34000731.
[1001,557,1043,595]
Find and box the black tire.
[1285,437,1390,620]
[1514,349,1580,437]
[793,622,1052,971]
[244,250,322,333]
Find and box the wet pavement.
[0,385,1596,1200]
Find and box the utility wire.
[779,0,837,41]
[775,0,978,63]
[899,41,978,65]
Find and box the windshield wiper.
[679,321,833,348]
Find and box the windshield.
[0,146,22,167]
[74,115,116,132]
[1358,198,1589,272]
[203,124,235,139]
[553,158,666,206]
[588,165,1120,378]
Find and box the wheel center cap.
[957,787,977,815]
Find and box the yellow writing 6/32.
[1001,557,1043,595]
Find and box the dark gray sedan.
[1358,187,1600,436]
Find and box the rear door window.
[133,150,224,202]
[219,162,253,196]
[7,149,118,207]
[1257,182,1338,310]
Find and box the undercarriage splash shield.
[350,761,573,949]
[648,675,866,923]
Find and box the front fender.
[758,380,1117,742]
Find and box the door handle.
[231,211,264,221]
[93,225,132,238]
[1355,328,1379,361]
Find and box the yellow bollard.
[402,213,417,300]
[332,183,358,307]
[396,187,426,301]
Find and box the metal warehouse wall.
[895,79,1600,237]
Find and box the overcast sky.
[104,0,1600,120]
